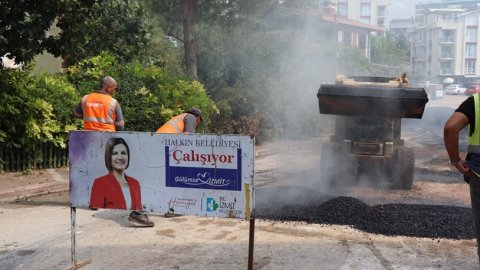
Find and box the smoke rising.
[251,7,470,232]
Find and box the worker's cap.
[186,108,203,120]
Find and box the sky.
[387,0,421,22]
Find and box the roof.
[390,19,412,23]
[428,8,467,13]
[277,6,385,33]
[304,8,385,32]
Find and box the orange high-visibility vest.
[156,113,187,133]
[81,92,118,131]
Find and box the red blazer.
[89,173,142,210]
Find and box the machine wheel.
[320,143,339,187]
[390,146,415,190]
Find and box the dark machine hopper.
[317,75,429,189]
[317,76,428,118]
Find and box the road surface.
[1,95,479,270]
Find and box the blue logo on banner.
[206,198,218,212]
[165,146,242,191]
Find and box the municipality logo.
[206,198,219,212]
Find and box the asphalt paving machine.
[317,74,429,189]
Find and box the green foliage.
[195,9,337,142]
[370,35,410,67]
[0,0,95,67]
[31,74,83,143]
[0,67,80,148]
[0,0,153,68]
[144,2,388,142]
[66,53,217,132]
[65,52,118,96]
[58,0,152,66]
[338,47,376,75]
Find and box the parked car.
[465,84,480,96]
[445,84,467,95]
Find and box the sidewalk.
[0,167,69,203]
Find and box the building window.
[440,30,454,42]
[441,62,451,74]
[377,18,385,26]
[466,44,477,58]
[337,2,347,17]
[358,33,366,49]
[466,15,478,26]
[440,46,451,58]
[361,4,371,17]
[417,32,426,43]
[344,31,352,46]
[377,6,386,17]
[466,28,477,42]
[466,60,476,74]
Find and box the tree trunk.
[182,0,198,80]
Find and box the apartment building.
[409,0,480,84]
[273,4,384,59]
[389,19,411,38]
[415,0,480,17]
[335,0,390,29]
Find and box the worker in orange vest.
[74,76,154,227]
[74,76,124,131]
[156,108,203,134]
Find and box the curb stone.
[0,182,69,203]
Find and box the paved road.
[1,95,479,270]
[0,198,478,270]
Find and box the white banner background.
[69,131,254,219]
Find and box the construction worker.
[74,76,154,227]
[156,108,203,134]
[444,94,480,265]
[74,76,124,131]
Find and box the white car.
[444,84,466,95]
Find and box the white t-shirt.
[121,186,132,210]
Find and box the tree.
[0,0,92,67]
[58,0,152,66]
[147,0,280,80]
[195,4,338,141]
[182,0,198,79]
[0,0,152,68]
[370,35,410,68]
[0,67,81,148]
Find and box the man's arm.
[114,103,125,131]
[74,103,83,118]
[444,112,469,172]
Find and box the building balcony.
[440,69,452,75]
[425,20,457,30]
[439,53,454,59]
[439,37,454,43]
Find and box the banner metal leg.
[71,207,76,265]
[248,210,255,270]
[66,207,91,270]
